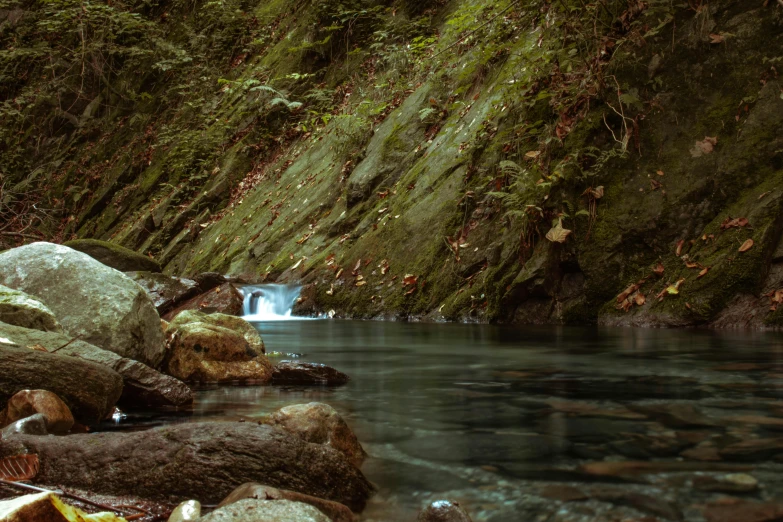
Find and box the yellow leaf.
[546,221,572,243]
[739,239,754,252]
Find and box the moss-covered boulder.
[64,239,162,273]
[0,242,166,367]
[0,284,63,333]
[163,310,270,383]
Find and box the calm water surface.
[114,322,783,521]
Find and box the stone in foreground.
[271,361,350,386]
[200,499,330,522]
[0,284,63,333]
[267,402,366,468]
[64,238,162,273]
[0,422,373,512]
[4,389,74,434]
[0,242,166,367]
[0,492,124,522]
[417,500,473,522]
[126,271,200,316]
[0,344,123,425]
[1,413,48,437]
[218,483,353,522]
[168,500,201,522]
[164,311,271,383]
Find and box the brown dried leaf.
[697,267,709,279]
[0,454,39,481]
[403,274,418,286]
[545,221,572,243]
[739,239,754,252]
[709,33,725,44]
[691,136,717,157]
[634,293,646,306]
[676,239,685,256]
[617,283,641,303]
[653,262,665,276]
[720,217,749,230]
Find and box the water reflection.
[108,322,783,521]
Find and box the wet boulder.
[4,389,74,434]
[218,483,353,522]
[267,402,366,468]
[0,422,374,512]
[162,283,244,321]
[417,501,473,522]
[0,321,192,408]
[63,238,162,273]
[200,499,330,522]
[192,272,228,293]
[163,311,271,383]
[0,284,63,333]
[271,361,350,386]
[0,344,122,425]
[168,500,201,522]
[0,242,166,367]
[126,271,200,316]
[1,413,49,437]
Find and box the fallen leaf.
[335,268,344,279]
[667,278,686,295]
[653,262,665,276]
[0,455,39,481]
[525,150,541,159]
[759,191,771,200]
[697,267,710,279]
[27,344,48,352]
[546,220,572,243]
[355,281,367,287]
[403,274,418,286]
[617,283,641,303]
[676,239,685,256]
[380,259,390,275]
[720,217,749,230]
[352,259,362,275]
[650,179,663,191]
[634,293,646,306]
[709,33,725,44]
[739,239,754,252]
[656,170,665,176]
[378,207,388,214]
[685,260,703,269]
[326,284,334,296]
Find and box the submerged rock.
[271,361,350,386]
[0,422,374,512]
[267,402,366,468]
[4,389,74,434]
[0,344,122,425]
[0,321,192,408]
[126,271,200,316]
[693,473,759,493]
[218,483,353,522]
[64,238,162,273]
[163,283,244,321]
[0,284,63,333]
[417,500,473,522]
[164,311,270,383]
[0,242,166,367]
[0,492,125,522]
[200,499,330,522]
[1,413,48,437]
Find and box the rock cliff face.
[2,0,782,327]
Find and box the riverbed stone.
[4,389,74,434]
[719,438,783,461]
[126,271,200,316]
[0,242,166,367]
[217,483,353,522]
[693,473,759,493]
[702,500,783,522]
[163,310,270,383]
[396,433,570,464]
[0,344,123,425]
[0,284,63,333]
[1,413,48,437]
[162,283,244,321]
[271,361,350,386]
[200,499,330,522]
[267,402,366,468]
[417,500,473,522]
[63,238,162,273]
[168,500,201,522]
[0,422,374,512]
[0,321,192,408]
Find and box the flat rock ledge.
[0,422,374,512]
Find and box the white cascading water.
[240,284,303,321]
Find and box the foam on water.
[239,284,305,321]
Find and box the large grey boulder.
[63,238,162,273]
[0,242,166,367]
[200,500,330,522]
[0,321,192,408]
[0,284,62,333]
[0,422,374,512]
[0,344,123,425]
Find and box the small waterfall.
[239,284,303,321]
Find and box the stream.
[107,319,783,521]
